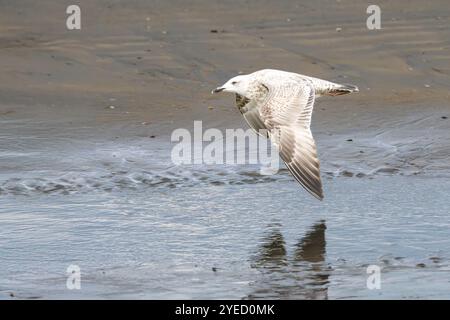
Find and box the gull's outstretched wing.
[274,125,323,200]
[261,78,324,200]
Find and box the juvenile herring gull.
[212,69,358,200]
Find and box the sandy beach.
[0,0,449,299]
[1,0,450,178]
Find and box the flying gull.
[212,69,358,200]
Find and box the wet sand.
[1,0,450,178]
[0,0,450,299]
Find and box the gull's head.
[212,75,251,96]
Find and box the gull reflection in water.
[247,220,329,299]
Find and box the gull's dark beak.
[212,87,225,94]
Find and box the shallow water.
[1,169,449,299]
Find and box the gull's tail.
[327,83,359,96]
[305,76,359,97]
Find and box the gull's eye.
[232,81,238,85]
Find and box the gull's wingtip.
[311,189,324,201]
